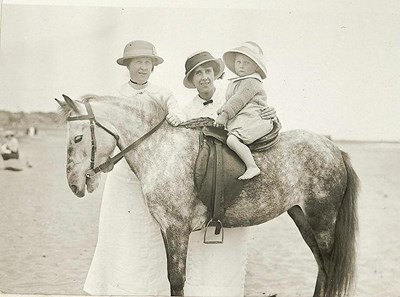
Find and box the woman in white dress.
[182,51,277,296]
[83,40,182,296]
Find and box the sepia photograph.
[0,1,399,296]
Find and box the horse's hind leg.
[287,205,327,297]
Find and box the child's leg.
[226,135,261,180]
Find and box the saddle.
[194,120,281,242]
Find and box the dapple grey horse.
[57,94,359,297]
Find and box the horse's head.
[56,94,118,197]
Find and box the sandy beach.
[0,130,399,296]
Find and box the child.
[214,41,274,180]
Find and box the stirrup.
[203,219,224,244]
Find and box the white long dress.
[83,158,170,295]
[183,87,249,297]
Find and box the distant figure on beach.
[1,131,19,159]
[0,130,19,169]
[26,126,38,137]
[0,130,32,170]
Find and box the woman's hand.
[166,113,182,126]
[259,106,277,121]
[213,113,228,128]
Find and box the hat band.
[185,52,215,74]
[123,49,157,58]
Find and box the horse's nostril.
[71,185,78,194]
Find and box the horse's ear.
[55,98,66,108]
[62,94,78,112]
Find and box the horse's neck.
[124,123,199,184]
[90,98,199,181]
[92,98,161,146]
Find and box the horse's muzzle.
[70,184,85,198]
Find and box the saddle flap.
[194,132,245,219]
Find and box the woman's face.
[127,57,153,84]
[234,53,258,77]
[191,65,215,95]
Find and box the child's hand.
[214,113,228,128]
[166,113,182,126]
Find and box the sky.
[0,0,399,141]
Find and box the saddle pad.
[202,119,281,152]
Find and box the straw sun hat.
[223,41,267,79]
[116,40,164,66]
[183,51,225,89]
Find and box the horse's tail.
[326,151,359,297]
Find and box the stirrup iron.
[203,219,224,244]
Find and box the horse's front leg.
[161,226,191,296]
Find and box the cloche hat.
[223,41,267,79]
[116,40,164,66]
[183,51,225,89]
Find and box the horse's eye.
[74,135,83,143]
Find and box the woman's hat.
[116,40,164,66]
[5,130,14,137]
[223,41,267,79]
[183,51,225,89]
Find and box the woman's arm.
[259,106,277,121]
[158,89,185,126]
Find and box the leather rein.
[67,100,165,179]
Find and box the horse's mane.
[57,94,167,123]
[56,105,71,123]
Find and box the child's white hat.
[223,41,267,79]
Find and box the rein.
[67,100,165,178]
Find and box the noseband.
[67,100,165,178]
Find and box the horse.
[56,94,359,297]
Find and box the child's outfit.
[215,41,274,180]
[217,41,273,144]
[219,73,273,144]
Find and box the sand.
[0,130,399,296]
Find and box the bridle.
[67,100,165,179]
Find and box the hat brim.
[116,55,164,66]
[183,58,225,89]
[223,49,267,79]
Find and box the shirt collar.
[228,73,262,83]
[195,87,221,105]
